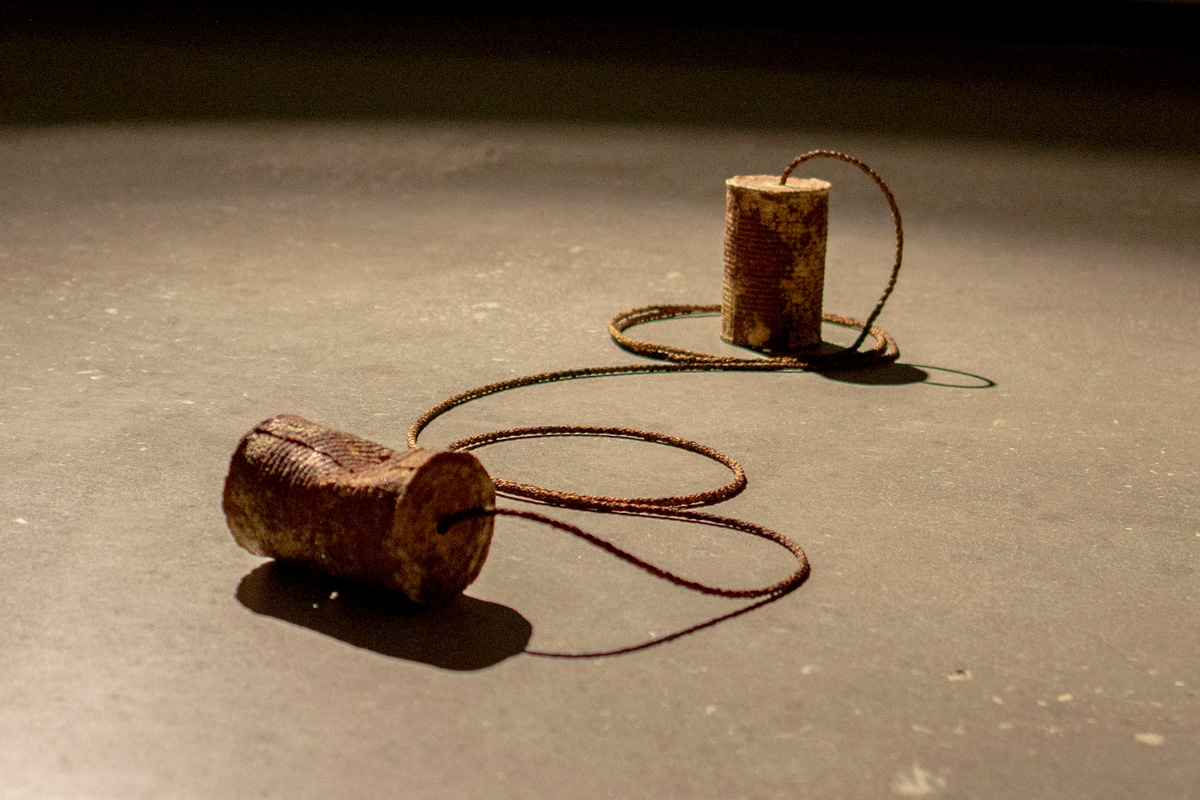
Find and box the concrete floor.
[1,12,1198,800]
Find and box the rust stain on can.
[223,414,496,605]
[722,175,830,352]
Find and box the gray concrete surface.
[1,117,1197,798]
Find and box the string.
[412,151,903,613]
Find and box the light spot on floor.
[892,765,945,796]
[1135,732,1165,746]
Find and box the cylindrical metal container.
[722,175,831,352]
[223,414,496,606]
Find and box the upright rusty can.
[223,414,496,606]
[721,175,831,352]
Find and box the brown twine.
[412,151,903,611]
[782,150,904,354]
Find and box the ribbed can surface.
[722,175,831,352]
[223,414,495,606]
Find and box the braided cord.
[781,150,904,353]
[411,153,905,607]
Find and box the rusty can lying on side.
[222,414,495,606]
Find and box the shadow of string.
[447,505,809,659]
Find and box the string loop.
[410,153,905,610]
[781,150,904,353]
[447,425,746,511]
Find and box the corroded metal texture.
[223,414,495,605]
[722,175,831,352]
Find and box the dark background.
[3,1,1198,151]
[3,4,1199,799]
